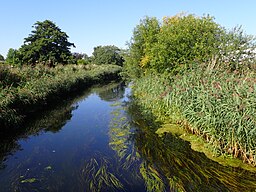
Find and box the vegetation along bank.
[0,64,122,128]
[0,20,123,129]
[123,13,256,166]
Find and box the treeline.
[124,13,256,77]
[1,20,124,67]
[0,20,124,128]
[124,13,256,166]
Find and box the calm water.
[0,82,256,192]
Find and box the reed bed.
[0,64,122,128]
[132,68,256,166]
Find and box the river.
[0,82,256,192]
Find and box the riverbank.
[131,68,256,167]
[0,64,122,128]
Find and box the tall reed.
[132,68,256,166]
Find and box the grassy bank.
[132,67,256,167]
[0,64,122,128]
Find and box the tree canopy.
[92,45,124,66]
[125,14,224,75]
[19,20,75,66]
[5,48,21,65]
[124,13,256,76]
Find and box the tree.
[92,45,124,66]
[216,26,256,72]
[72,52,92,65]
[73,52,87,60]
[150,14,224,74]
[125,14,227,75]
[124,16,160,78]
[5,48,21,65]
[19,20,75,66]
[0,54,4,61]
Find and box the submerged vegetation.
[124,13,256,166]
[109,100,256,191]
[79,158,124,192]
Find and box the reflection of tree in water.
[94,81,125,102]
[126,101,256,192]
[0,87,93,171]
[0,81,126,173]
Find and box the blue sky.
[1,0,255,57]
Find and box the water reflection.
[0,82,123,170]
[94,82,125,102]
[0,90,84,170]
[0,82,256,192]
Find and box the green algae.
[156,123,256,173]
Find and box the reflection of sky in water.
[0,83,140,192]
[0,83,256,192]
[14,93,112,161]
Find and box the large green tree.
[125,14,224,75]
[125,13,256,76]
[19,20,75,66]
[149,14,223,74]
[92,45,124,66]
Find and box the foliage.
[216,26,256,72]
[72,52,87,60]
[92,45,124,66]
[124,13,256,76]
[19,20,75,66]
[0,64,122,128]
[126,13,256,166]
[151,14,223,74]
[123,16,160,78]
[5,48,22,65]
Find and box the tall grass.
[0,64,122,128]
[132,67,256,166]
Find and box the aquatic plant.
[80,157,123,192]
[139,162,166,192]
[128,106,256,191]
[109,103,141,170]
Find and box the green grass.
[132,67,256,166]
[0,64,122,128]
